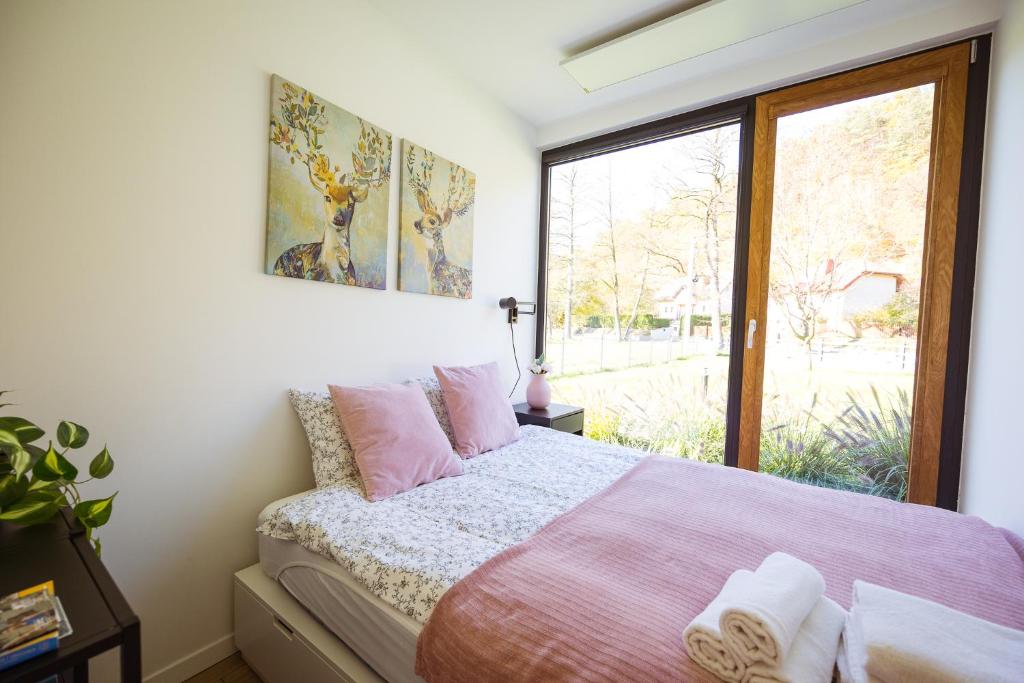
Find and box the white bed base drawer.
[234,564,384,683]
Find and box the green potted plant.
[0,390,116,554]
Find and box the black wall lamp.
[499,297,537,324]
[499,297,536,397]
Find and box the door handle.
[746,319,757,349]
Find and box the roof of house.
[832,261,906,290]
[653,278,689,302]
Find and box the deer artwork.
[404,146,475,299]
[268,80,391,286]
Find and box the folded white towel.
[742,596,846,683]
[720,552,826,667]
[684,570,754,682]
[844,580,1024,683]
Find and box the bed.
[255,425,640,681]
[253,425,1024,682]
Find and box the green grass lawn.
[549,350,914,500]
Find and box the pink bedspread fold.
[416,456,1024,682]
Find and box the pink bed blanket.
[415,456,1024,682]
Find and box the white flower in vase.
[529,357,552,375]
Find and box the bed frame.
[234,564,384,683]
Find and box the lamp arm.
[517,302,537,315]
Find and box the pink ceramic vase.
[526,373,551,409]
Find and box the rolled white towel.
[684,570,755,682]
[844,581,1024,683]
[720,552,826,667]
[742,596,846,683]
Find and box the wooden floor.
[184,653,262,683]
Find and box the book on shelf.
[0,580,73,672]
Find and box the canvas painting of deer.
[265,75,392,289]
[399,141,475,299]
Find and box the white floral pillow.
[408,377,457,447]
[289,381,455,489]
[288,389,359,487]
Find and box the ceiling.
[373,0,986,134]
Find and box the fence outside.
[545,332,916,378]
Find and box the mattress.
[257,507,421,683]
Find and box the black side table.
[0,510,140,683]
[513,403,584,436]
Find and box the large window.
[536,38,990,509]
[544,123,741,464]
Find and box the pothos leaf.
[0,473,29,509]
[0,489,63,525]
[74,493,116,528]
[32,442,78,482]
[1,430,26,461]
[23,442,46,462]
[28,477,58,493]
[0,417,44,444]
[89,447,114,479]
[10,447,31,480]
[57,421,89,449]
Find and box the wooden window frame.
[534,36,990,509]
[739,43,971,506]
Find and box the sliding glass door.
[738,44,971,504]
[537,38,986,508]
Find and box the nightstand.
[0,510,141,683]
[512,403,584,436]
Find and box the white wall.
[0,0,538,678]
[960,0,1024,536]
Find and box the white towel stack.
[840,580,1024,683]
[684,553,846,683]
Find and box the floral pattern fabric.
[407,377,457,447]
[288,389,359,487]
[258,425,641,622]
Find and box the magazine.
[0,581,72,671]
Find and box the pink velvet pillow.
[433,362,521,458]
[328,383,463,501]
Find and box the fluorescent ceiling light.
[561,0,867,92]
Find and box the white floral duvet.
[257,426,641,622]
